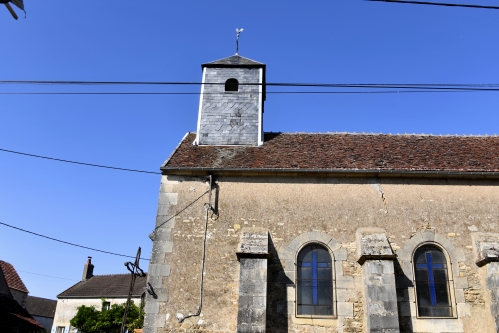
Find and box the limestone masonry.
[144,54,499,333]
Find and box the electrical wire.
[2,80,499,90]
[17,270,78,281]
[366,0,499,10]
[177,175,212,323]
[0,148,160,175]
[0,221,150,261]
[0,90,481,95]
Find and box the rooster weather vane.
[235,28,244,55]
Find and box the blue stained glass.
[297,244,333,316]
[414,245,452,317]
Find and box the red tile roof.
[58,274,147,298]
[162,132,499,174]
[0,261,28,293]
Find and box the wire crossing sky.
[1,1,499,300]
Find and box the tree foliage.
[70,299,144,333]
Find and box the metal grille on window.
[225,78,238,92]
[297,244,333,316]
[414,245,452,317]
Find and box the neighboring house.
[52,257,147,333]
[0,260,29,307]
[143,54,499,333]
[26,296,57,332]
[0,260,44,332]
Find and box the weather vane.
[235,28,244,55]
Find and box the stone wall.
[197,67,262,146]
[145,175,499,333]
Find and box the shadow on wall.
[267,236,289,333]
[394,259,414,333]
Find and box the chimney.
[82,257,94,281]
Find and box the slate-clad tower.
[195,55,266,146]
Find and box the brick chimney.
[82,257,94,281]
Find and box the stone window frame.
[278,231,352,325]
[295,242,335,319]
[397,230,469,325]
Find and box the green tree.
[70,300,143,333]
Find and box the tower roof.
[202,55,265,67]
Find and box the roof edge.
[57,294,144,299]
[160,167,499,179]
[161,132,191,169]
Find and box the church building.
[144,54,499,333]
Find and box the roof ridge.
[265,131,497,138]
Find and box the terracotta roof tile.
[58,274,147,298]
[0,261,28,293]
[162,132,499,173]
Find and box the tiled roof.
[162,132,499,174]
[0,294,44,331]
[0,261,28,293]
[58,274,147,298]
[202,55,264,67]
[25,296,57,318]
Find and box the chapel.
[144,54,499,333]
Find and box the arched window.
[297,244,333,316]
[414,245,452,317]
[225,78,238,92]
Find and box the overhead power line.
[366,0,499,10]
[0,148,161,175]
[0,221,150,260]
[0,90,480,95]
[17,270,78,282]
[2,80,499,91]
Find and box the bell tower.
[195,55,266,146]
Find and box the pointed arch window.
[414,245,453,317]
[297,244,333,316]
[225,78,239,92]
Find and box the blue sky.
[1,1,498,300]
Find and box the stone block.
[457,302,471,317]
[367,315,399,331]
[278,246,295,261]
[336,275,355,289]
[336,288,349,302]
[453,276,469,289]
[286,285,295,301]
[238,228,269,254]
[145,301,160,314]
[279,270,294,284]
[399,301,414,317]
[276,301,293,315]
[143,313,166,328]
[328,238,341,251]
[307,230,332,244]
[333,247,348,261]
[337,302,354,316]
[455,289,465,303]
[253,296,267,309]
[148,264,171,277]
[488,262,499,275]
[367,285,397,302]
[356,229,395,263]
[410,317,464,333]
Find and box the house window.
[102,301,110,311]
[56,327,65,333]
[414,245,452,317]
[225,78,238,92]
[297,244,333,316]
